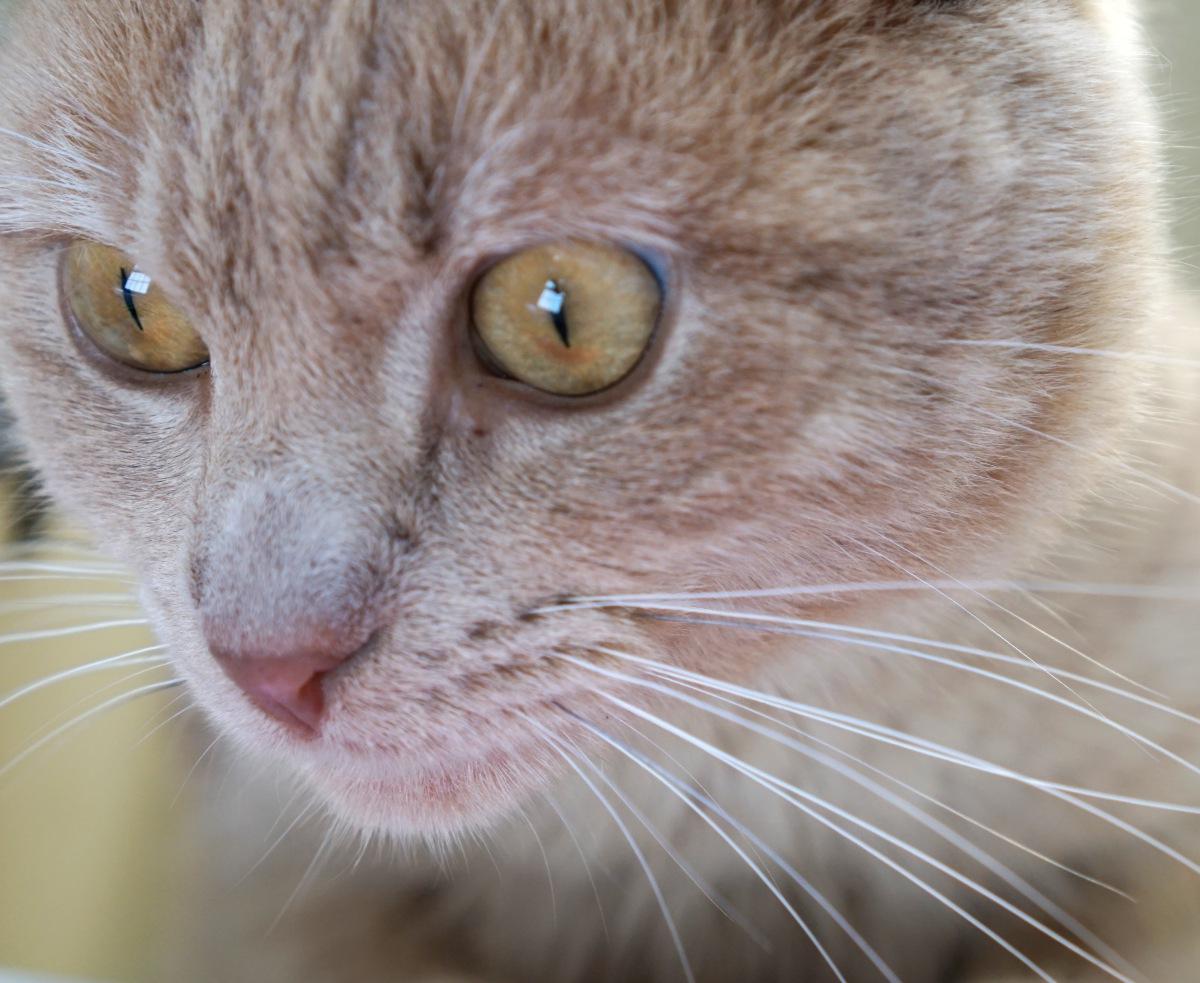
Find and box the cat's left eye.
[61,241,209,374]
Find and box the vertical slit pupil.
[537,279,570,347]
[119,267,146,332]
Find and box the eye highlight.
[470,241,662,397]
[62,241,209,374]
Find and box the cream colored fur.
[0,1,1197,980]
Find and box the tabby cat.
[1,1,1198,980]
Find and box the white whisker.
[941,339,1200,369]
[600,661,1158,972]
[20,660,177,749]
[567,655,1135,980]
[640,672,1135,902]
[970,405,1200,508]
[0,593,140,615]
[563,728,771,952]
[516,804,559,928]
[570,709,886,982]
[0,678,183,780]
[0,561,123,576]
[171,733,223,808]
[1042,787,1200,879]
[868,535,1149,691]
[268,826,336,934]
[527,717,697,983]
[0,644,167,711]
[132,692,195,747]
[262,784,310,842]
[849,536,1143,720]
[615,648,1200,812]
[573,603,1179,718]
[609,713,812,925]
[593,688,1064,981]
[240,799,322,886]
[559,579,1200,606]
[349,829,374,876]
[0,618,150,647]
[667,612,1193,733]
[542,791,611,945]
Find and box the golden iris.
[62,241,209,373]
[471,241,661,396]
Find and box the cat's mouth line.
[198,633,661,823]
[315,684,596,761]
[298,696,604,828]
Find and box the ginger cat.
[1,1,1198,979]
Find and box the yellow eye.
[62,241,209,374]
[471,241,662,397]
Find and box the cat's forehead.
[153,0,856,276]
[3,1,976,268]
[0,0,1129,323]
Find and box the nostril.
[211,647,355,736]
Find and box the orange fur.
[1,1,1197,980]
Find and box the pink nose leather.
[194,477,387,735]
[211,644,358,735]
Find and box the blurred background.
[1159,5,1200,286]
[2,4,1200,982]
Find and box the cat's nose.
[209,634,367,735]
[192,476,394,735]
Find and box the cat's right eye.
[61,241,209,374]
[470,241,662,397]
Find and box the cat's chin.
[302,738,554,837]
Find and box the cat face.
[0,0,1161,834]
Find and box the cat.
[1,0,1199,980]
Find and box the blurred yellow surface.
[0,495,182,983]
